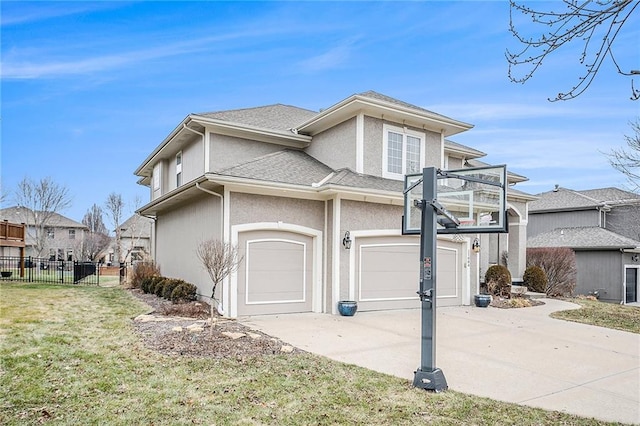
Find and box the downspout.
[195,181,226,315]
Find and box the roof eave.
[296,94,473,137]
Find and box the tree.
[13,176,72,257]
[80,204,110,261]
[506,0,640,101]
[196,239,243,333]
[104,193,124,264]
[607,119,640,191]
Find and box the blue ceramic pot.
[474,294,492,308]
[338,300,358,316]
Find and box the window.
[382,124,425,180]
[153,163,161,191]
[176,151,183,187]
[69,229,75,240]
[46,228,55,239]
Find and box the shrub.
[527,247,576,297]
[155,279,170,297]
[171,282,198,303]
[130,262,160,289]
[140,277,153,293]
[162,279,183,300]
[485,265,512,298]
[147,276,165,295]
[523,265,548,293]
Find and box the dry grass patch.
[551,296,640,334]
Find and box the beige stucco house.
[135,91,534,317]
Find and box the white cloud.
[296,38,359,73]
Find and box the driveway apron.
[242,299,640,425]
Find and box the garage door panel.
[355,236,463,311]
[238,231,313,316]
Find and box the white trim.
[204,130,211,172]
[623,264,639,305]
[332,197,342,314]
[356,113,364,173]
[244,238,307,305]
[175,151,183,187]
[382,123,425,180]
[230,222,322,317]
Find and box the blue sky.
[2,1,639,222]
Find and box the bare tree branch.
[104,193,124,264]
[507,0,639,101]
[13,176,72,257]
[607,118,640,191]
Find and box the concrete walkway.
[242,299,640,425]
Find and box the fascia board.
[189,116,312,147]
[297,95,473,137]
[134,115,193,177]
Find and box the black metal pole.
[413,167,447,391]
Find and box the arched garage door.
[236,229,315,316]
[354,236,464,311]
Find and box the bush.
[147,276,165,295]
[130,262,160,289]
[523,265,548,293]
[162,279,183,300]
[170,282,197,303]
[527,248,576,297]
[155,279,170,297]
[485,265,512,298]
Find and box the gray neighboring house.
[0,206,88,260]
[528,186,640,304]
[104,214,153,264]
[135,91,535,318]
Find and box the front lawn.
[0,283,614,425]
[551,297,640,334]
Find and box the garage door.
[237,230,314,316]
[355,236,463,311]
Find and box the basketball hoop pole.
[413,167,448,392]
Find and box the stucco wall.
[305,117,356,171]
[363,116,382,176]
[155,195,222,297]
[230,192,325,231]
[181,135,204,184]
[209,133,283,172]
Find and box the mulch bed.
[129,289,303,359]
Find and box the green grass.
[0,284,617,425]
[551,297,640,334]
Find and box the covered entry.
[351,234,466,311]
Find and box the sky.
[1,1,639,223]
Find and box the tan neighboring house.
[135,91,535,318]
[0,206,88,260]
[104,214,153,264]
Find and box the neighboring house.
[103,214,153,264]
[0,206,88,260]
[528,186,640,304]
[135,91,534,318]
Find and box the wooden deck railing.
[0,220,26,248]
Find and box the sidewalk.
[242,299,640,424]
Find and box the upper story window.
[69,229,75,240]
[153,162,161,192]
[382,124,425,180]
[46,228,55,239]
[176,151,183,187]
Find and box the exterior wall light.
[342,231,352,250]
[472,237,480,253]
[632,254,639,262]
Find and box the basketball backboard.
[403,165,507,235]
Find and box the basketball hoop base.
[413,368,448,392]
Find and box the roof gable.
[0,206,86,229]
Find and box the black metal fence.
[0,256,100,285]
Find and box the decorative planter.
[337,300,358,316]
[1,271,13,278]
[474,294,492,308]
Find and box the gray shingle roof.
[196,104,317,132]
[119,214,152,238]
[527,226,640,250]
[530,186,640,212]
[0,207,86,229]
[325,169,404,192]
[215,150,334,186]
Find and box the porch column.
[508,220,526,281]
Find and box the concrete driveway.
[241,299,640,425]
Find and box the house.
[527,186,640,304]
[103,214,153,264]
[135,91,534,317]
[0,206,88,260]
